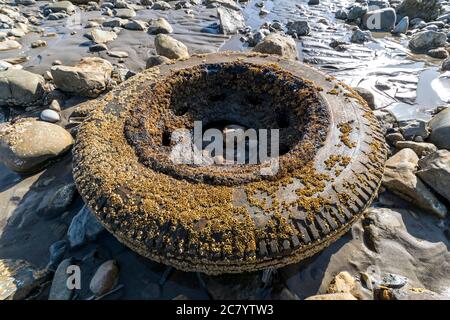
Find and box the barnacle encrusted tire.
[73,52,386,275]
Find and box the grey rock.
[347,4,368,21]
[395,141,437,157]
[89,43,108,52]
[396,0,443,22]
[253,33,298,60]
[48,12,68,20]
[247,29,269,46]
[40,109,61,123]
[351,28,372,43]
[51,57,113,98]
[146,55,171,68]
[363,8,397,32]
[217,7,245,35]
[47,240,68,271]
[335,9,348,20]
[67,205,104,248]
[408,30,447,53]
[123,20,148,31]
[113,8,136,18]
[399,119,429,140]
[286,20,311,37]
[47,1,76,14]
[428,107,450,149]
[379,273,408,289]
[102,18,127,28]
[49,258,75,300]
[45,183,77,218]
[0,39,22,51]
[382,148,447,218]
[374,109,397,134]
[393,16,409,34]
[0,119,74,174]
[107,50,129,58]
[152,1,171,10]
[417,150,450,202]
[0,69,45,106]
[154,34,189,59]
[148,17,173,34]
[89,28,117,44]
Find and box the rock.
[0,259,50,300]
[152,1,171,10]
[354,87,375,109]
[154,34,189,59]
[408,30,447,53]
[46,240,68,272]
[386,132,405,146]
[335,9,347,20]
[351,28,372,43]
[347,4,368,22]
[363,8,397,32]
[113,8,136,18]
[399,119,429,140]
[308,0,319,4]
[89,260,119,296]
[286,20,311,37]
[15,0,36,5]
[252,33,298,60]
[47,1,76,14]
[31,40,47,48]
[427,47,449,59]
[0,69,45,106]
[108,50,128,58]
[49,258,75,300]
[379,273,408,289]
[67,205,104,248]
[50,100,62,112]
[148,17,173,34]
[0,39,22,51]
[387,287,449,300]
[48,12,68,20]
[8,28,25,38]
[102,18,127,28]
[89,43,108,52]
[327,272,357,294]
[374,109,397,134]
[396,0,443,22]
[395,141,437,157]
[146,55,171,68]
[51,57,113,98]
[393,16,409,34]
[44,183,77,218]
[417,150,450,202]
[442,57,450,71]
[40,109,61,123]
[382,148,447,218]
[206,0,240,10]
[428,107,450,150]
[124,20,148,31]
[89,28,117,44]
[0,119,74,174]
[247,29,269,46]
[217,7,245,35]
[437,12,450,22]
[305,293,357,300]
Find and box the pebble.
[40,109,61,123]
[89,260,120,296]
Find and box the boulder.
[154,34,189,59]
[49,258,75,300]
[382,148,447,218]
[408,30,447,53]
[51,57,113,97]
[217,7,245,34]
[89,28,117,44]
[417,150,450,202]
[0,39,22,51]
[47,1,76,14]
[0,119,74,174]
[396,0,443,22]
[252,33,298,60]
[67,205,104,248]
[148,17,173,34]
[0,69,45,106]
[152,1,171,10]
[351,28,372,43]
[113,8,136,19]
[286,20,311,36]
[347,4,368,21]
[428,107,450,150]
[363,8,397,32]
[395,141,437,157]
